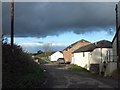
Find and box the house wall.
[73,48,112,72]
[110,29,120,77]
[112,38,117,62]
[112,30,120,62]
[104,62,117,77]
[73,52,90,70]
[63,50,71,63]
[90,48,112,74]
[63,41,90,63]
[90,48,112,64]
[50,51,63,61]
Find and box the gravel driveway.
[40,62,118,89]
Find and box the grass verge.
[68,65,89,72]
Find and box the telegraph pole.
[11,0,14,47]
[116,4,118,32]
[115,4,119,72]
[115,4,120,88]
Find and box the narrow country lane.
[40,62,118,89]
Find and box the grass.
[2,43,44,88]
[68,65,89,72]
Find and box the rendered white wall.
[90,48,112,64]
[90,48,113,74]
[104,62,117,77]
[73,52,90,70]
[50,51,63,61]
[71,56,74,64]
[73,48,112,71]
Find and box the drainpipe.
[116,4,119,67]
[101,48,102,63]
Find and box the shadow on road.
[39,62,118,89]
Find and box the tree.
[2,34,8,44]
[42,43,52,60]
[37,50,43,54]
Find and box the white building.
[73,40,112,74]
[73,51,90,70]
[50,51,63,61]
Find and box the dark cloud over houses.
[3,2,116,37]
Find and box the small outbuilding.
[50,51,63,61]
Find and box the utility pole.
[11,0,14,47]
[115,4,119,72]
[115,4,120,88]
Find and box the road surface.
[40,62,118,88]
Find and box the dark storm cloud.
[3,2,116,37]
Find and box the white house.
[72,40,112,74]
[50,51,63,61]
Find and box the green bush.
[2,44,44,88]
[34,55,50,63]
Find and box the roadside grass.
[2,43,44,88]
[68,65,89,72]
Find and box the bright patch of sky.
[7,30,115,53]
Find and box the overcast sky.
[3,2,116,37]
[3,2,117,53]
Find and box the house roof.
[63,39,91,51]
[49,51,56,55]
[94,40,112,48]
[59,51,63,53]
[73,40,112,53]
[50,51,63,55]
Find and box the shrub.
[2,44,44,88]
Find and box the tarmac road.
[40,62,118,89]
